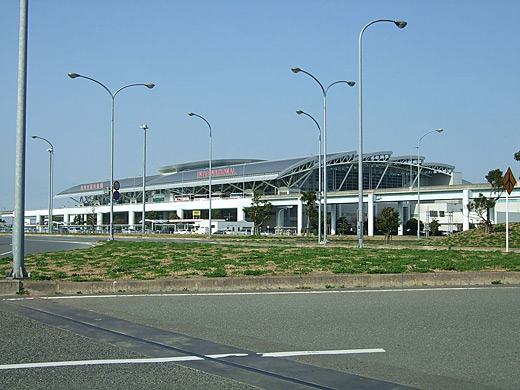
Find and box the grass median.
[1,225,519,282]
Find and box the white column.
[397,202,404,236]
[462,189,470,231]
[331,204,337,235]
[177,209,184,219]
[277,208,285,227]
[297,201,303,236]
[63,213,70,225]
[367,193,375,236]
[128,211,135,228]
[237,206,245,221]
[96,212,103,228]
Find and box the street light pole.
[31,135,54,233]
[68,73,154,240]
[10,0,29,279]
[140,125,148,234]
[417,128,444,241]
[357,19,407,248]
[188,112,212,239]
[292,68,355,243]
[296,110,322,243]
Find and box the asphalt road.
[1,286,518,389]
[0,234,101,258]
[0,233,214,259]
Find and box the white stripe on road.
[260,348,386,358]
[26,239,96,246]
[0,356,204,370]
[4,285,516,302]
[205,353,249,359]
[0,348,385,370]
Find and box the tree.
[404,218,423,235]
[514,151,520,162]
[337,217,352,235]
[467,169,504,233]
[147,210,159,220]
[86,213,96,231]
[244,191,273,235]
[430,219,441,236]
[300,191,317,236]
[87,205,97,232]
[72,214,85,225]
[375,207,399,243]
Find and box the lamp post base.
[6,267,29,279]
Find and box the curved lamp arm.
[296,110,321,139]
[31,135,54,152]
[68,72,154,99]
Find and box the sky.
[1,0,519,211]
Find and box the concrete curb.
[1,272,518,297]
[0,280,21,296]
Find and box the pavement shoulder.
[1,271,519,297]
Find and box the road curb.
[1,272,519,296]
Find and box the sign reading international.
[503,167,516,195]
[197,167,237,178]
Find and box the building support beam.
[297,200,303,236]
[128,211,135,228]
[331,204,337,235]
[237,206,245,221]
[397,201,404,236]
[368,193,375,237]
[463,189,470,231]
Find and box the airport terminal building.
[19,150,518,235]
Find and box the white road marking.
[0,349,385,370]
[205,353,249,359]
[27,239,96,246]
[260,348,386,358]
[4,285,516,302]
[0,356,203,370]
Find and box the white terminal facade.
[18,150,520,235]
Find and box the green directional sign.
[503,167,516,195]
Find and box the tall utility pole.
[10,0,29,279]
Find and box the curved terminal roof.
[158,159,263,174]
[56,151,457,198]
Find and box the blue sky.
[1,0,519,210]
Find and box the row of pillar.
[34,191,473,235]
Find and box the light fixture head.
[291,67,301,74]
[436,128,444,133]
[145,84,155,89]
[347,81,356,87]
[31,135,37,139]
[296,110,304,115]
[140,124,148,130]
[188,112,195,116]
[68,73,80,79]
[394,20,407,29]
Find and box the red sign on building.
[197,167,237,178]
